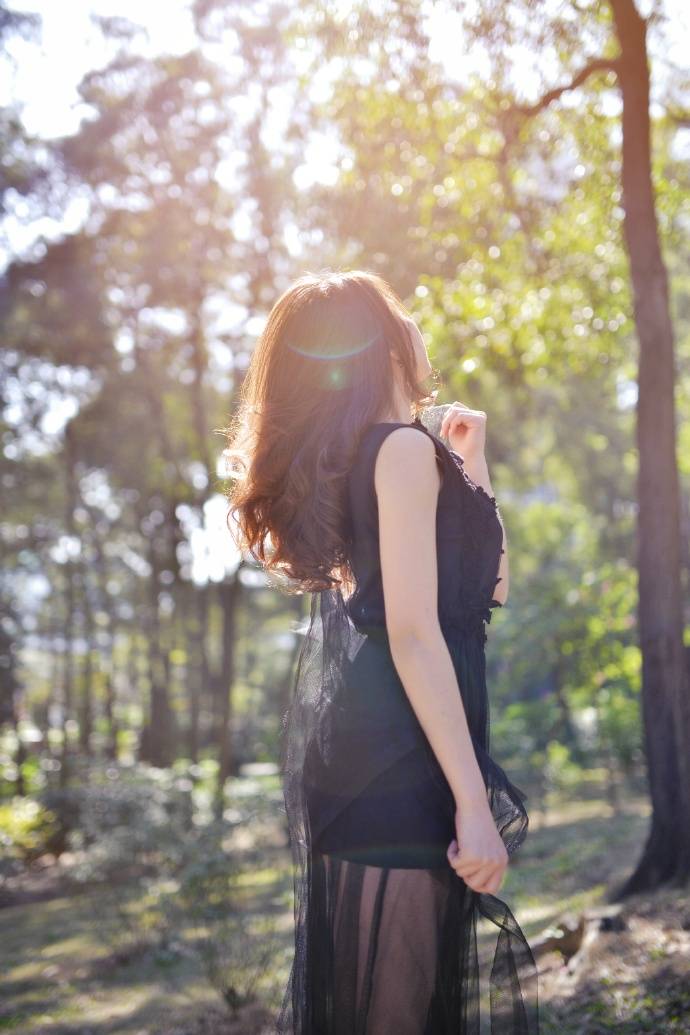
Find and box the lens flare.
[286,330,381,360]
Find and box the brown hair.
[222,268,439,594]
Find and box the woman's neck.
[377,384,414,423]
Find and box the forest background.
[1,1,689,1032]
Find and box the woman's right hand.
[446,800,509,894]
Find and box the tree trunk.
[79,586,94,755]
[215,573,242,813]
[139,539,176,767]
[90,529,119,760]
[187,585,210,762]
[60,426,78,788]
[103,670,118,760]
[608,0,690,895]
[0,606,25,795]
[552,655,581,759]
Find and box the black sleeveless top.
[299,414,518,827]
[344,415,505,640]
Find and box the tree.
[1,8,302,777]
[461,0,689,895]
[293,0,690,892]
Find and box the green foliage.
[544,740,584,797]
[0,796,61,864]
[41,761,197,881]
[157,821,283,1015]
[41,759,286,1016]
[595,684,642,773]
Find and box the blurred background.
[1,1,689,1032]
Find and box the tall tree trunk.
[215,573,242,814]
[139,540,175,767]
[79,585,94,755]
[90,528,119,760]
[552,655,581,758]
[609,0,690,894]
[186,293,214,765]
[60,426,78,788]
[187,585,210,762]
[0,605,25,795]
[43,630,61,756]
[103,670,118,760]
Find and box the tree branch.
[513,58,620,117]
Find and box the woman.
[225,269,539,1033]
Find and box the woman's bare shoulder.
[374,425,441,500]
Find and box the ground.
[1,781,688,1034]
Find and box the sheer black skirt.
[276,588,540,1034]
[299,849,537,1034]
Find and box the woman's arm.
[374,427,488,809]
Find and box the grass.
[1,778,688,1034]
[0,886,233,1033]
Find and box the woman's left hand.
[440,403,487,462]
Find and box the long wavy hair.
[223,268,440,595]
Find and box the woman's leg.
[321,852,456,1035]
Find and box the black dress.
[277,416,540,1034]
